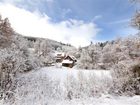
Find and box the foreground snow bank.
[2,95,140,105]
[1,67,140,105]
[46,96,140,105]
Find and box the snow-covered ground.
[39,67,112,81]
[44,96,140,105]
[2,67,140,105]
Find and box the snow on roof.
[62,60,73,64]
[55,52,65,57]
[64,55,77,61]
[70,55,77,60]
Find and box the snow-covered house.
[55,52,66,63]
[62,55,77,68]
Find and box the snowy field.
[39,67,112,81]
[1,67,140,105]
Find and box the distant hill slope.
[23,35,76,51]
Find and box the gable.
[65,55,73,61]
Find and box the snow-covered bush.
[14,73,63,105]
[64,71,112,99]
[0,47,26,101]
[64,74,79,99]
[0,42,43,101]
[110,60,140,96]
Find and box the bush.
[64,71,111,99]
[0,48,24,101]
[0,38,43,101]
[111,61,140,96]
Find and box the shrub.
[111,60,140,96]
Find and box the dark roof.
[64,55,77,61]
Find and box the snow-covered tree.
[0,46,26,100]
[34,39,54,65]
[78,44,102,69]
[110,35,140,95]
[0,15,14,48]
[0,15,44,101]
[77,49,91,69]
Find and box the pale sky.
[0,0,138,47]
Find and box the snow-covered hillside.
[1,67,140,105]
